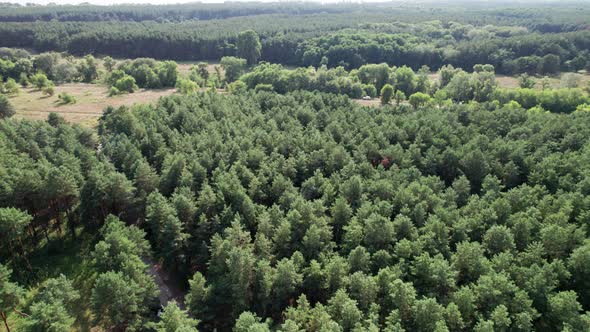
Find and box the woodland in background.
[0,2,589,74]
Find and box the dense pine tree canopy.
[1,87,590,330]
[1,1,590,332]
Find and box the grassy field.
[8,84,176,126]
[5,58,222,126]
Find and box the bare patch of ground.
[143,257,186,309]
[355,98,382,107]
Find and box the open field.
[8,84,176,126]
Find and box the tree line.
[221,61,589,113]
[0,6,589,74]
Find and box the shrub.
[30,73,50,90]
[228,80,248,94]
[409,92,432,108]
[58,92,76,104]
[380,84,394,105]
[176,79,198,94]
[350,83,364,99]
[362,84,377,98]
[113,75,138,93]
[4,78,19,95]
[394,90,406,105]
[47,112,66,126]
[518,74,536,89]
[106,70,126,86]
[108,86,120,96]
[220,56,247,83]
[18,73,29,87]
[42,83,55,96]
[0,95,15,118]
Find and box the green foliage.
[408,92,432,108]
[0,3,587,74]
[108,86,120,96]
[91,271,143,330]
[34,52,60,79]
[197,62,210,81]
[221,56,248,83]
[186,272,210,320]
[28,301,75,332]
[150,301,199,332]
[356,63,390,92]
[41,82,55,96]
[394,90,406,105]
[103,56,115,72]
[146,192,189,268]
[518,74,536,89]
[77,54,99,83]
[493,88,589,113]
[57,92,76,104]
[254,83,274,92]
[157,61,179,87]
[0,94,15,118]
[380,84,394,105]
[113,74,138,93]
[548,291,590,331]
[1,4,590,330]
[237,30,262,66]
[30,72,50,90]
[0,208,32,261]
[90,216,158,330]
[18,72,29,87]
[27,275,80,332]
[176,78,199,94]
[228,80,248,94]
[3,78,18,94]
[394,66,416,96]
[0,264,24,331]
[362,84,377,98]
[114,58,178,89]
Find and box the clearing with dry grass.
[4,59,221,127]
[8,84,176,126]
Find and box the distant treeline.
[0,20,588,75]
[0,2,355,22]
[0,3,589,74]
[0,1,589,29]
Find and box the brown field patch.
[355,98,382,107]
[176,61,221,76]
[8,83,176,126]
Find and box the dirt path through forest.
[142,257,186,309]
